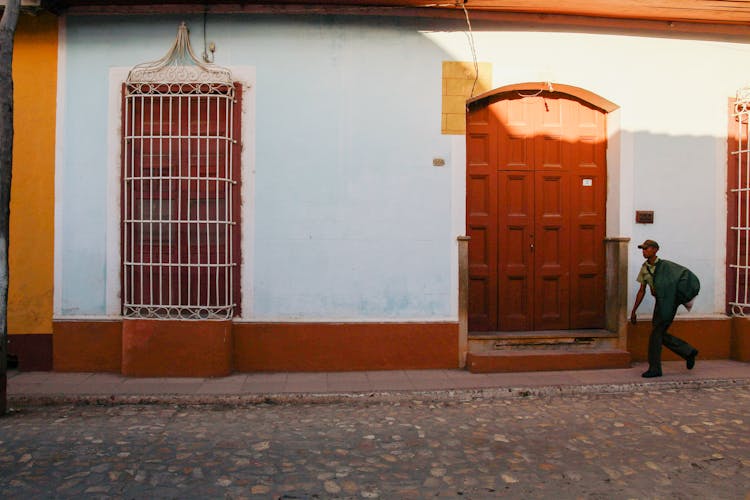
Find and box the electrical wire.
[202,8,213,63]
[517,82,554,98]
[460,1,479,98]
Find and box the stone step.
[466,349,631,374]
[469,329,619,352]
[469,329,617,340]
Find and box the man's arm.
[630,282,646,324]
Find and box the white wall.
[56,15,750,320]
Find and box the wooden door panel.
[467,133,490,166]
[569,107,606,329]
[468,224,493,331]
[504,241,531,330]
[540,96,564,128]
[576,103,600,130]
[534,97,568,330]
[539,276,564,327]
[495,97,534,330]
[534,171,570,329]
[570,223,604,327]
[494,99,534,171]
[468,225,489,267]
[467,113,498,331]
[502,273,531,331]
[539,135,564,170]
[468,175,490,218]
[536,97,565,171]
[498,172,533,331]
[570,177,606,327]
[504,97,533,131]
[574,137,599,167]
[504,135,533,170]
[469,276,491,331]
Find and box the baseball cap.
[637,239,659,250]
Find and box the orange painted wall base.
[121,319,233,377]
[46,317,745,376]
[51,320,458,375]
[53,320,122,373]
[731,316,750,362]
[233,322,459,372]
[627,317,732,361]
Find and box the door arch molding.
[468,82,619,114]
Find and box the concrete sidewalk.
[6,359,750,406]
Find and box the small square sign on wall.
[636,211,654,224]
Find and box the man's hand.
[630,311,637,325]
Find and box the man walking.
[630,239,700,378]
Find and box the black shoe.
[686,350,698,370]
[642,369,662,378]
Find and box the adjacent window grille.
[122,23,240,320]
[730,88,750,316]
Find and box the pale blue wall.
[59,15,454,318]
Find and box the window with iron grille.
[729,89,750,316]
[121,24,241,320]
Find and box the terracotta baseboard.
[234,322,459,372]
[627,317,731,362]
[53,321,122,373]
[731,316,750,361]
[52,319,459,375]
[122,319,233,377]
[45,316,750,374]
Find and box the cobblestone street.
[1,385,749,499]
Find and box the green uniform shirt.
[637,257,659,293]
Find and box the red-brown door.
[467,91,606,331]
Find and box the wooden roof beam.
[46,3,750,40]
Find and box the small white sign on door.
[582,178,593,187]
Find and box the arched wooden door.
[466,87,608,332]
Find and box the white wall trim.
[53,15,67,316]
[52,315,121,322]
[450,135,465,319]
[233,67,256,320]
[105,68,128,315]
[714,126,728,314]
[607,108,630,239]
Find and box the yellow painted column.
[8,12,58,336]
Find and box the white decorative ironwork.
[736,87,750,115]
[123,23,238,320]
[730,87,750,316]
[127,22,232,86]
